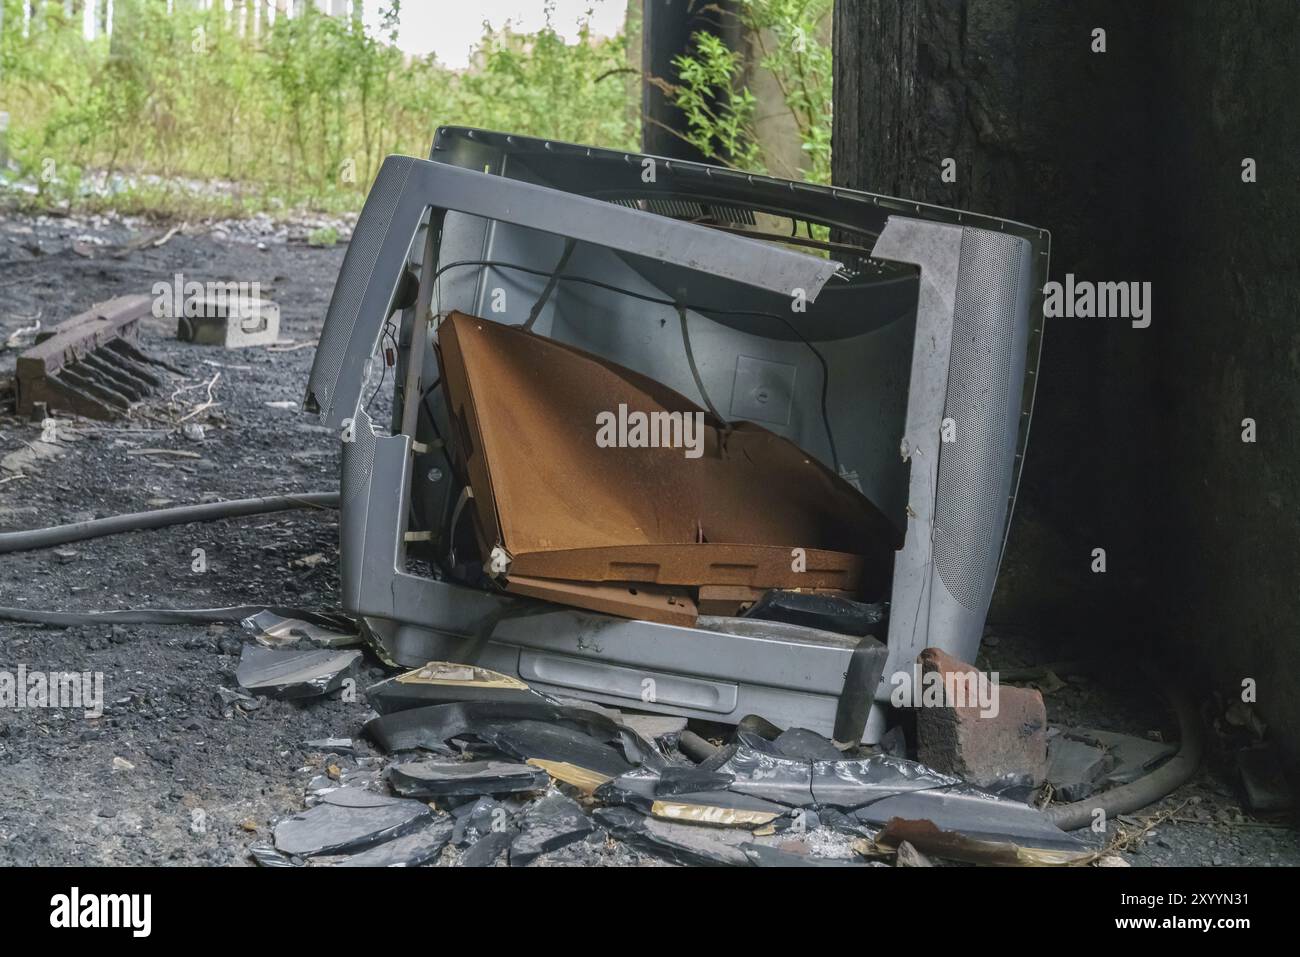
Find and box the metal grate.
[341,413,379,513]
[607,197,757,226]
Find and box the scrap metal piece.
[366,660,546,715]
[509,794,595,866]
[235,645,361,699]
[16,295,165,421]
[773,727,844,762]
[702,731,961,810]
[475,719,637,780]
[593,806,753,867]
[852,785,1089,854]
[656,767,736,795]
[702,732,818,806]
[810,754,961,809]
[594,768,662,813]
[336,817,455,867]
[363,699,665,771]
[865,816,1094,867]
[387,758,549,799]
[272,789,433,858]
[241,609,361,649]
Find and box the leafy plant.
[664,0,832,183]
[307,225,339,248]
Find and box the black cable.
[417,376,460,482]
[523,239,576,331]
[676,302,728,427]
[428,258,841,472]
[0,493,339,555]
[367,320,398,412]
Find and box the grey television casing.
[304,127,1048,743]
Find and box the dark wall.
[833,1,1299,755]
[1155,1,1300,754]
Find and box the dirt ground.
[0,210,1295,866]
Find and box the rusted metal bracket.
[16,295,166,421]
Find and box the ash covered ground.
[0,211,1294,867]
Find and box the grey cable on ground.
[1043,683,1204,831]
[0,492,339,555]
[0,605,348,628]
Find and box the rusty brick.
[914,647,1049,789]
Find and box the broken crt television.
[304,127,1048,745]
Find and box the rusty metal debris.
[15,295,169,421]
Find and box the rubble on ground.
[246,655,1122,868]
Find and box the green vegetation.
[0,1,638,216]
[667,0,832,183]
[306,225,340,248]
[0,0,833,218]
